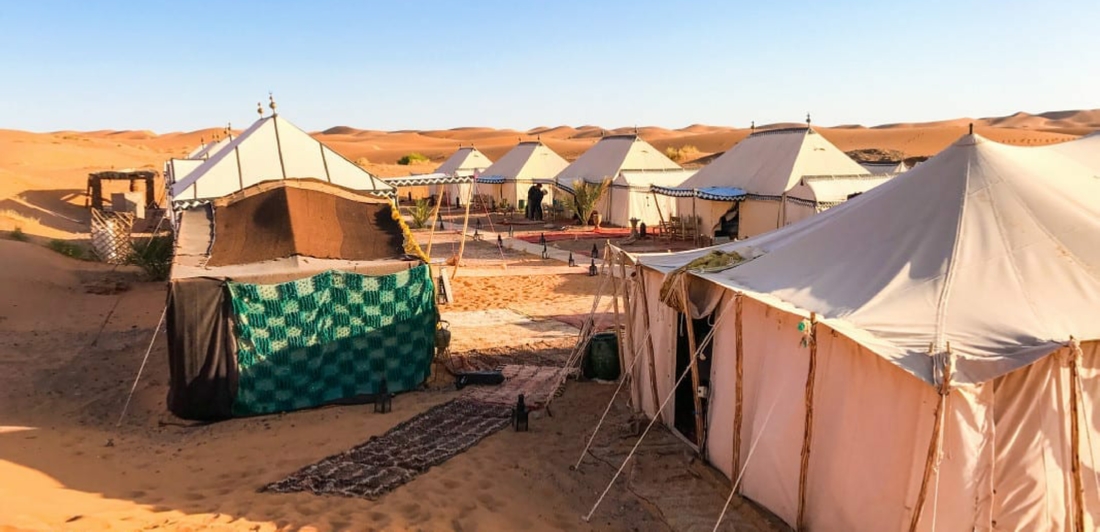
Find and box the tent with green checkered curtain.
[166,179,437,420]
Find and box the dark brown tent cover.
[206,179,405,267]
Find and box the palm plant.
[409,198,433,229]
[571,179,610,226]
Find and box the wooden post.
[796,313,819,531]
[617,248,637,399]
[907,347,953,532]
[609,245,626,376]
[424,195,445,258]
[679,276,706,450]
[635,266,662,417]
[1068,340,1086,532]
[451,181,476,280]
[732,294,745,486]
[651,190,668,240]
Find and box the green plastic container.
[585,332,621,380]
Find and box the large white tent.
[553,134,689,227]
[477,141,568,211]
[168,114,393,210]
[654,127,880,240]
[618,133,1100,531]
[434,146,492,206]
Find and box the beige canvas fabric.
[1046,131,1100,171]
[169,115,392,202]
[860,160,909,174]
[435,147,492,205]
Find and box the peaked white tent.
[860,160,909,174]
[434,147,492,206]
[553,134,689,227]
[655,127,879,240]
[477,141,569,211]
[618,133,1100,531]
[168,114,393,210]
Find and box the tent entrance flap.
[674,313,714,444]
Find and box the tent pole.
[450,180,476,279]
[616,246,638,404]
[908,348,953,532]
[796,313,819,531]
[636,267,662,417]
[732,293,745,488]
[692,195,698,246]
[651,189,668,240]
[679,276,706,453]
[608,244,626,377]
[1068,338,1087,532]
[424,194,445,258]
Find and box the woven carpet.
[461,365,572,410]
[263,399,511,499]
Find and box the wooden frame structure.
[86,170,158,212]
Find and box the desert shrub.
[397,152,430,165]
[47,239,84,259]
[408,198,433,229]
[571,179,610,226]
[355,157,370,167]
[128,234,174,281]
[664,145,700,163]
[9,227,28,242]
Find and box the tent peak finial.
[257,102,263,117]
[751,120,755,132]
[969,123,974,135]
[268,92,277,116]
[806,113,811,126]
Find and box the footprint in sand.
[368,511,390,524]
[475,478,492,490]
[183,491,206,502]
[441,478,461,489]
[476,493,503,512]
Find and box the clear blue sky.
[1,0,1096,133]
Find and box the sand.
[0,109,1096,531]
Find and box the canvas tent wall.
[168,113,394,211]
[434,147,492,206]
[654,127,874,240]
[167,179,434,421]
[618,134,1100,531]
[478,141,568,211]
[552,134,684,226]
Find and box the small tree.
[571,179,610,226]
[397,152,430,165]
[409,198,433,229]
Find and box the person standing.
[533,183,546,221]
[525,184,538,220]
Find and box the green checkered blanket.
[227,265,436,416]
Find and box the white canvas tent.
[553,134,687,227]
[618,133,1100,531]
[860,160,909,174]
[168,113,393,210]
[654,127,878,240]
[434,147,492,206]
[477,141,568,211]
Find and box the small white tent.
[553,134,688,227]
[619,133,1100,531]
[477,141,568,212]
[168,114,393,209]
[655,127,878,240]
[860,160,909,174]
[435,147,492,206]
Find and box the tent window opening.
[674,312,715,445]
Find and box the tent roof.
[169,115,393,204]
[172,178,410,279]
[860,161,909,174]
[436,147,493,176]
[615,169,698,188]
[480,141,569,181]
[789,173,895,204]
[555,134,681,185]
[676,127,869,196]
[1046,131,1100,171]
[635,134,1100,387]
